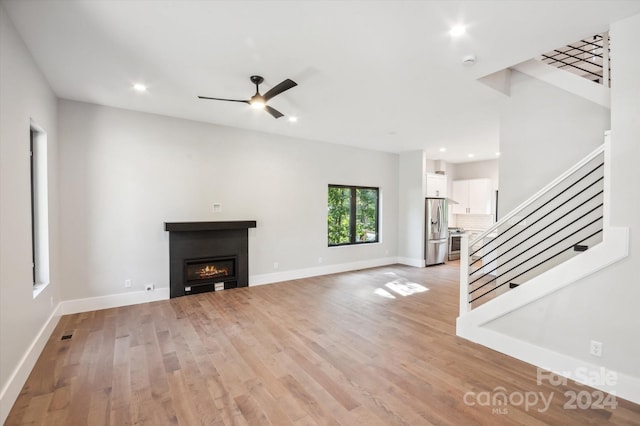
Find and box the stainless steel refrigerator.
[425,198,448,266]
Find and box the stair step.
[574,244,589,252]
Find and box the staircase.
[456,132,631,399]
[463,145,604,311]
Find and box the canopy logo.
[463,387,553,414]
[463,367,619,415]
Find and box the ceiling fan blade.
[198,96,249,103]
[265,105,284,119]
[263,79,297,101]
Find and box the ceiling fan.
[198,75,297,119]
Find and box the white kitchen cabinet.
[452,178,492,214]
[425,173,447,198]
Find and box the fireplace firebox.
[165,221,256,298]
[182,256,237,294]
[185,256,235,283]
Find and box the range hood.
[434,160,447,175]
[433,160,458,204]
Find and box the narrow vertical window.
[30,122,49,291]
[30,129,36,284]
[328,185,379,246]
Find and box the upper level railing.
[460,144,605,313]
[539,33,610,87]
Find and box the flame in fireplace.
[197,265,229,279]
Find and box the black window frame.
[30,129,36,284]
[327,184,379,247]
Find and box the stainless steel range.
[448,227,465,261]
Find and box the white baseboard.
[250,257,398,286]
[0,308,61,424]
[58,287,170,316]
[456,324,640,404]
[397,257,425,268]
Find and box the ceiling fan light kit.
[199,75,297,119]
[249,96,266,109]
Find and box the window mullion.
[350,187,357,244]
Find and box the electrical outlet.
[124,279,132,288]
[590,340,603,357]
[145,283,154,291]
[318,257,323,264]
[273,262,279,269]
[212,203,222,213]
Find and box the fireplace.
[182,256,237,294]
[185,256,235,283]
[165,221,256,298]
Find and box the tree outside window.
[328,185,379,246]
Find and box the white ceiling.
[4,0,640,163]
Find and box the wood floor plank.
[6,262,640,425]
[279,374,341,426]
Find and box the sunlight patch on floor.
[386,280,429,296]
[374,288,396,299]
[374,279,429,298]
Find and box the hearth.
[165,221,256,298]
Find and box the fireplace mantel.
[165,221,256,232]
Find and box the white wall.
[397,150,425,266]
[498,70,610,215]
[486,14,640,382]
[0,4,60,419]
[58,100,399,299]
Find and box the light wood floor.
[6,262,640,425]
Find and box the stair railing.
[539,32,610,87]
[460,144,605,315]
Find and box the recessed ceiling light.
[496,151,501,156]
[288,116,298,123]
[439,147,446,152]
[133,83,147,92]
[450,25,466,37]
[467,153,475,158]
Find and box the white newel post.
[459,234,470,316]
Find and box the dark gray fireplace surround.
[165,221,256,298]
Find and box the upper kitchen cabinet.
[425,173,447,198]
[452,178,492,214]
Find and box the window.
[30,122,50,293]
[328,185,379,246]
